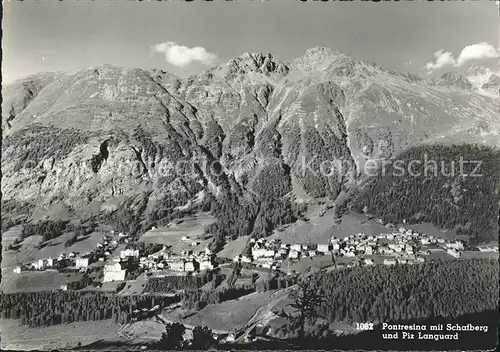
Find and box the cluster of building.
[13,223,225,286]
[103,241,219,281]
[13,231,132,276]
[233,238,334,270]
[13,257,55,273]
[13,221,498,288]
[156,247,217,275]
[231,226,488,271]
[331,227,469,264]
[13,251,91,274]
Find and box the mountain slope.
[2,48,500,243]
[1,72,67,130]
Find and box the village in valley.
[12,217,499,291]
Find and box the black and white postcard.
[1,1,499,351]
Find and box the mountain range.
[2,47,499,243]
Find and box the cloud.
[425,50,457,71]
[425,42,499,72]
[455,42,499,67]
[152,41,218,67]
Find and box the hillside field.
[139,213,216,253]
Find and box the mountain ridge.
[2,47,499,245]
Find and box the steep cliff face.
[2,48,499,217]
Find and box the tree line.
[180,284,255,310]
[0,291,179,328]
[19,220,69,242]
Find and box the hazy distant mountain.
[2,48,499,241]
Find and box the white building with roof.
[103,263,126,282]
[37,259,46,270]
[290,244,303,252]
[253,248,275,258]
[75,257,89,268]
[184,261,195,272]
[199,259,214,271]
[120,249,139,259]
[383,259,397,265]
[169,261,185,271]
[317,244,330,253]
[446,241,464,250]
[288,250,300,259]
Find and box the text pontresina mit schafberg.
[381,323,488,332]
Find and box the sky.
[2,1,498,84]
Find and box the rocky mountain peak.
[147,68,181,90]
[485,73,500,84]
[292,47,350,73]
[84,64,123,77]
[302,47,341,61]
[466,64,490,77]
[464,65,499,94]
[213,52,289,81]
[433,71,474,91]
[481,73,500,94]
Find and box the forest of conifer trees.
[315,258,498,323]
[352,145,500,245]
[0,291,179,328]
